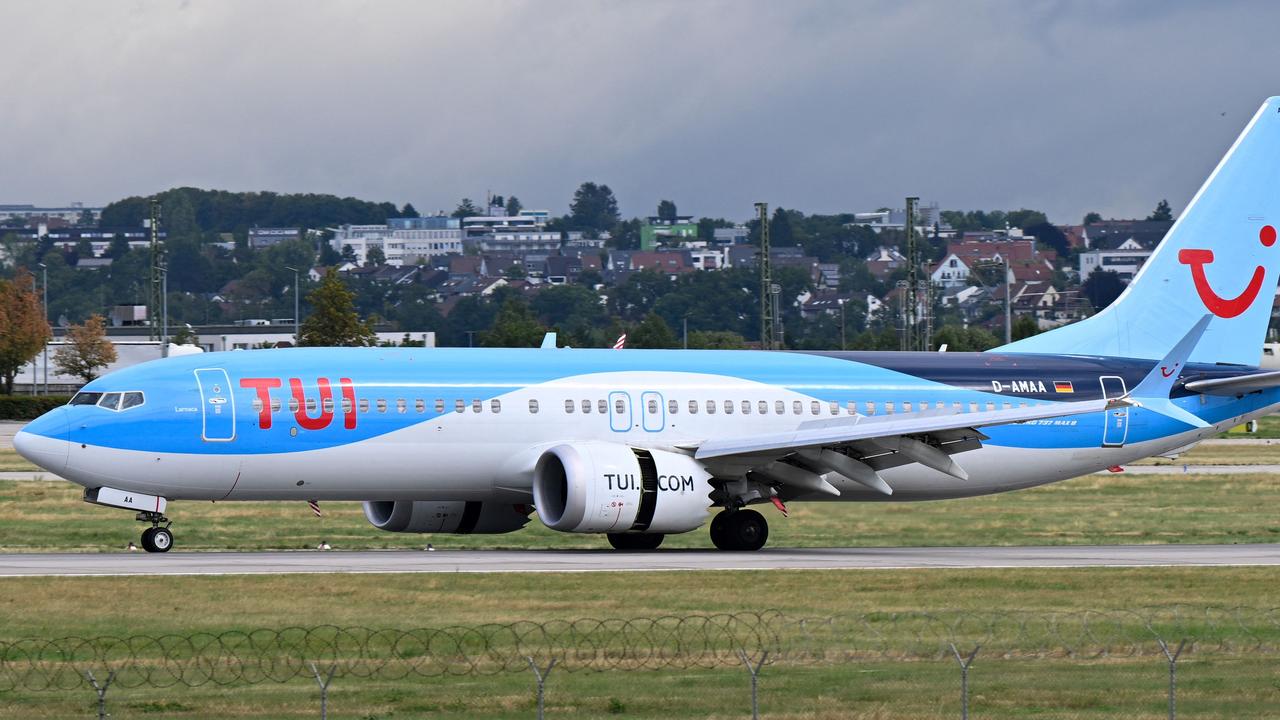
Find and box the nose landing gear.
[137,512,174,553]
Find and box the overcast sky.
[4,1,1279,224]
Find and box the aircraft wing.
[1184,370,1280,395]
[691,398,1113,496]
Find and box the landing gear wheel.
[607,533,665,551]
[140,527,157,552]
[712,509,769,551]
[141,526,173,553]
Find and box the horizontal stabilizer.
[1185,370,1280,395]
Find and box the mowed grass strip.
[2,469,1279,552]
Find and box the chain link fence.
[2,607,1277,718]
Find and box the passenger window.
[936,401,945,410]
[529,399,539,413]
[865,401,875,415]
[454,399,465,413]
[829,402,839,415]
[288,397,300,413]
[98,393,122,410]
[491,399,501,413]
[724,400,734,415]
[614,399,625,414]
[121,392,145,410]
[415,399,425,413]
[342,397,352,414]
[251,397,263,413]
[706,400,717,415]
[598,399,607,414]
[648,399,659,414]
[435,398,445,413]
[792,400,802,415]
[810,401,820,415]
[846,401,857,415]
[1003,402,1012,410]
[886,402,895,415]
[359,399,369,413]
[903,401,913,412]
[377,399,388,413]
[775,400,785,415]
[668,399,678,414]
[689,400,699,414]
[953,402,962,412]
[305,397,317,412]
[324,398,335,413]
[565,399,575,413]
[758,400,768,415]
[272,398,282,412]
[969,402,979,413]
[986,402,996,411]
[396,399,406,414]
[472,399,482,413]
[582,399,592,414]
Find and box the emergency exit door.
[195,368,236,442]
[1099,375,1128,447]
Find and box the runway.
[2,543,1278,577]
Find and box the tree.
[400,203,420,218]
[1147,199,1173,222]
[1083,212,1102,225]
[106,234,131,259]
[54,314,116,384]
[770,208,794,246]
[77,209,95,226]
[172,325,198,346]
[628,312,677,348]
[452,198,480,218]
[340,244,358,263]
[365,246,386,267]
[687,330,747,349]
[299,269,377,347]
[608,219,641,250]
[1022,222,1069,256]
[1082,270,1126,311]
[505,196,523,217]
[480,299,546,348]
[0,270,52,393]
[568,182,620,233]
[1011,314,1040,340]
[657,199,677,223]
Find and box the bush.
[0,395,72,420]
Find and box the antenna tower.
[755,202,774,350]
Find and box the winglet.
[1126,314,1212,428]
[540,332,557,349]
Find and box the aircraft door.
[1099,375,1128,447]
[195,368,236,442]
[641,391,665,432]
[608,391,632,433]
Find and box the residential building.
[865,246,907,281]
[330,217,463,266]
[1078,243,1153,282]
[851,201,950,234]
[712,226,749,245]
[929,253,971,288]
[640,215,697,250]
[0,202,101,225]
[1084,219,1172,249]
[248,227,300,249]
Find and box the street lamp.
[838,298,846,351]
[285,266,300,347]
[37,262,47,395]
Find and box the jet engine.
[532,442,713,534]
[362,500,532,534]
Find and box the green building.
[640,215,698,250]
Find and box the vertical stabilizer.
[998,97,1280,366]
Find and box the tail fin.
[998,96,1280,366]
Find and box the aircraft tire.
[709,511,731,550]
[607,533,664,551]
[146,527,173,553]
[720,510,768,552]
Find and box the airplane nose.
[14,406,70,474]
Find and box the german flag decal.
[1054,381,1075,393]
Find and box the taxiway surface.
[2,544,1278,577]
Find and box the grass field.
[1,569,1277,718]
[2,467,1279,552]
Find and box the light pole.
[38,263,47,395]
[285,266,300,346]
[161,265,169,358]
[838,298,846,351]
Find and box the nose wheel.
[137,512,174,553]
[709,509,769,551]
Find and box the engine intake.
[362,500,531,534]
[533,442,712,534]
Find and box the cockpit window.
[98,393,122,410]
[71,390,145,411]
[70,392,103,406]
[120,392,145,410]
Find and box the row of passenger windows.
[249,394,1040,417]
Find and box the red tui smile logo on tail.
[1178,225,1276,318]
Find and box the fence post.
[949,644,980,720]
[84,669,115,720]
[526,656,557,720]
[737,648,770,720]
[1156,638,1188,720]
[308,661,337,720]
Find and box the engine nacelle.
[362,500,532,534]
[532,442,713,534]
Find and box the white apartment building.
[1078,238,1152,282]
[331,219,463,266]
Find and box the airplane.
[14,96,1280,554]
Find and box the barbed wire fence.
[2,607,1278,719]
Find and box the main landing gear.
[137,512,174,553]
[709,509,769,551]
